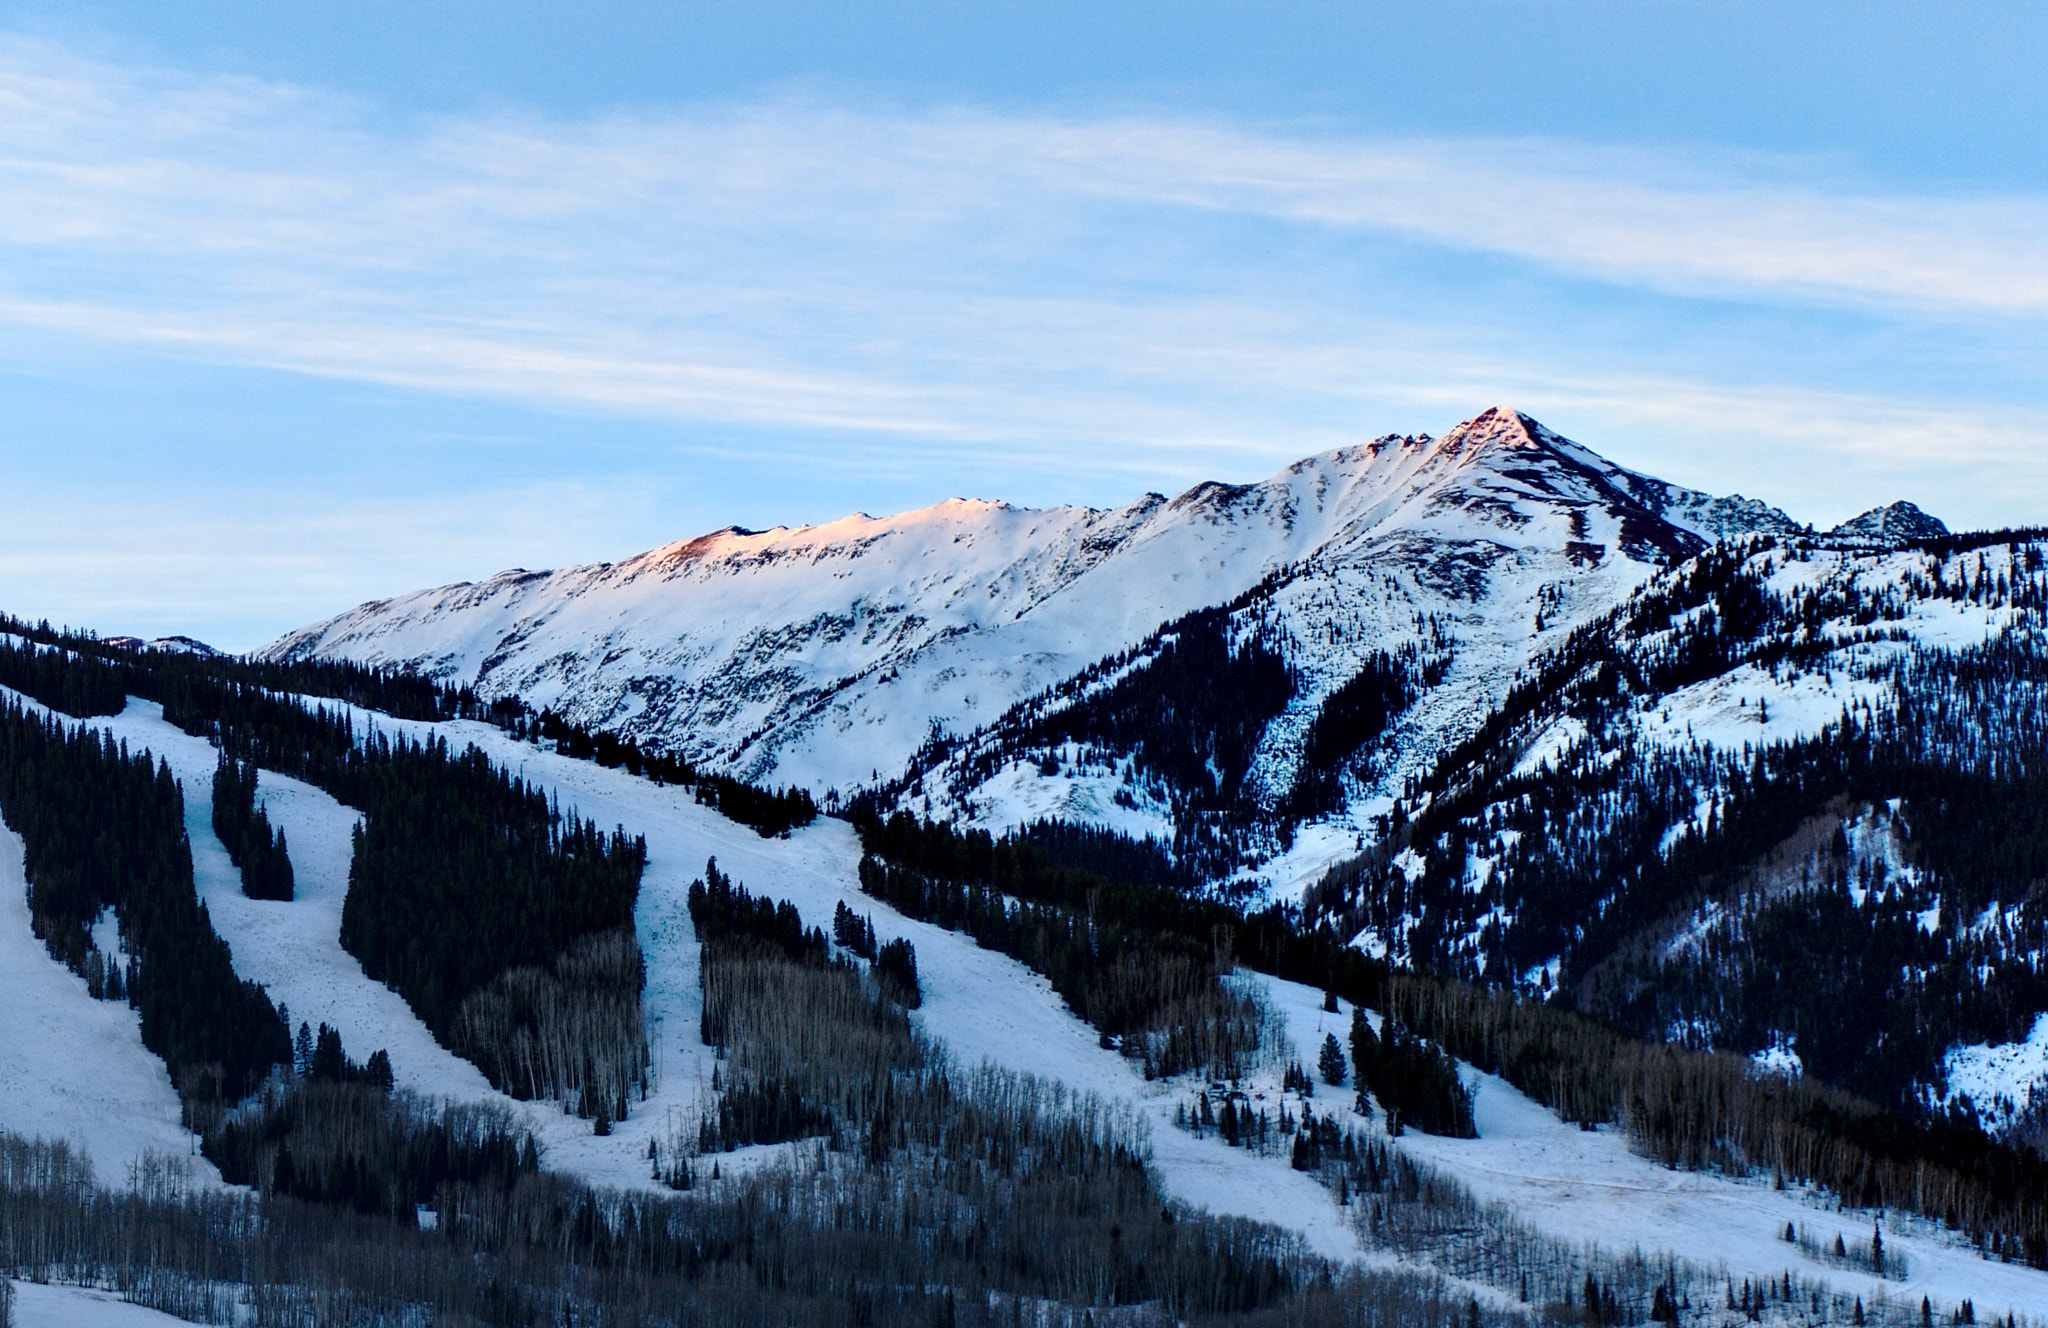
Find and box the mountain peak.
[1826,501,1948,546]
[1433,406,1557,460]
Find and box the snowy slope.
[1324,536,2034,960]
[0,686,224,1190]
[0,820,214,1191]
[292,703,1373,1253]
[6,678,2044,1317]
[261,409,1796,802]
[892,411,1817,889]
[1216,974,2048,1322]
[0,680,1366,1248]
[1389,1062,2048,1320]
[213,709,2048,1318]
[1945,1013,2048,1134]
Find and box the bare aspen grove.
[452,927,649,1123]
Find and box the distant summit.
[1826,501,1949,546]
[104,634,224,657]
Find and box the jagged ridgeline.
[0,697,289,1104]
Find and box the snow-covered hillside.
[1,678,2040,1320]
[261,409,1801,802]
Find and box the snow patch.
[1942,1012,2048,1136]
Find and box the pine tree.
[1318,1032,1347,1086]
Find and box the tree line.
[2,613,821,838]
[0,633,130,717]
[857,798,2048,1264]
[2,621,827,1124]
[856,845,1271,1081]
[673,864,1511,1326]
[207,1070,537,1221]
[689,859,920,1047]
[0,611,474,721]
[494,700,819,837]
[1380,972,2048,1267]
[331,731,644,1027]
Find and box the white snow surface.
[28,692,1370,1250]
[0,686,223,1189]
[7,1281,200,1328]
[1943,1012,2048,1135]
[247,704,2048,1316]
[337,711,1375,1257]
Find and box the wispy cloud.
[4,35,2045,437]
[1017,126,2048,318]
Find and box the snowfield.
[1390,1066,2048,1321]
[261,411,1989,912]
[319,705,1376,1257]
[217,706,2048,1317]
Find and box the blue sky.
[5,2,2048,648]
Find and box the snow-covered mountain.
[15,414,2048,1326]
[264,409,1805,802]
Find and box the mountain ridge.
[260,409,1816,801]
